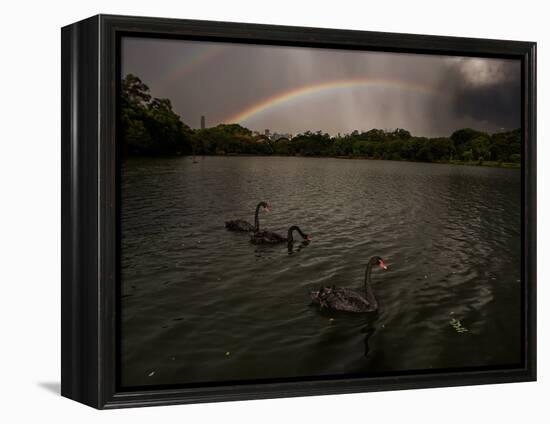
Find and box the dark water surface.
[120,156,521,387]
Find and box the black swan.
[310,256,387,313]
[225,201,269,232]
[250,225,312,245]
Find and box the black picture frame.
[61,14,537,409]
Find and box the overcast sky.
[122,37,521,137]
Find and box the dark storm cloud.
[121,37,521,137]
[440,58,521,132]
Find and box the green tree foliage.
[121,74,521,166]
[192,125,270,155]
[490,129,521,162]
[121,74,193,155]
[450,128,486,158]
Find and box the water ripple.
[120,156,522,387]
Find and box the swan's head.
[371,256,388,270]
[260,201,270,213]
[306,234,313,241]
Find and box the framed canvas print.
[61,14,536,409]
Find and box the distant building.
[200,115,206,129]
[257,129,293,142]
[271,132,293,142]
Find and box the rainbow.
[224,78,439,124]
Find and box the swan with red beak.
[310,256,388,313]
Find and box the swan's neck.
[254,204,261,232]
[287,226,305,243]
[364,265,378,309]
[287,227,295,242]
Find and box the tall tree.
[121,74,193,156]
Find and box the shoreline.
[333,155,520,169]
[126,153,521,169]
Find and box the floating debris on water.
[450,318,469,333]
[225,351,231,356]
[148,371,155,377]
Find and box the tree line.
[121,74,521,165]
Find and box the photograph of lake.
[119,36,522,388]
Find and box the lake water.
[120,156,522,388]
